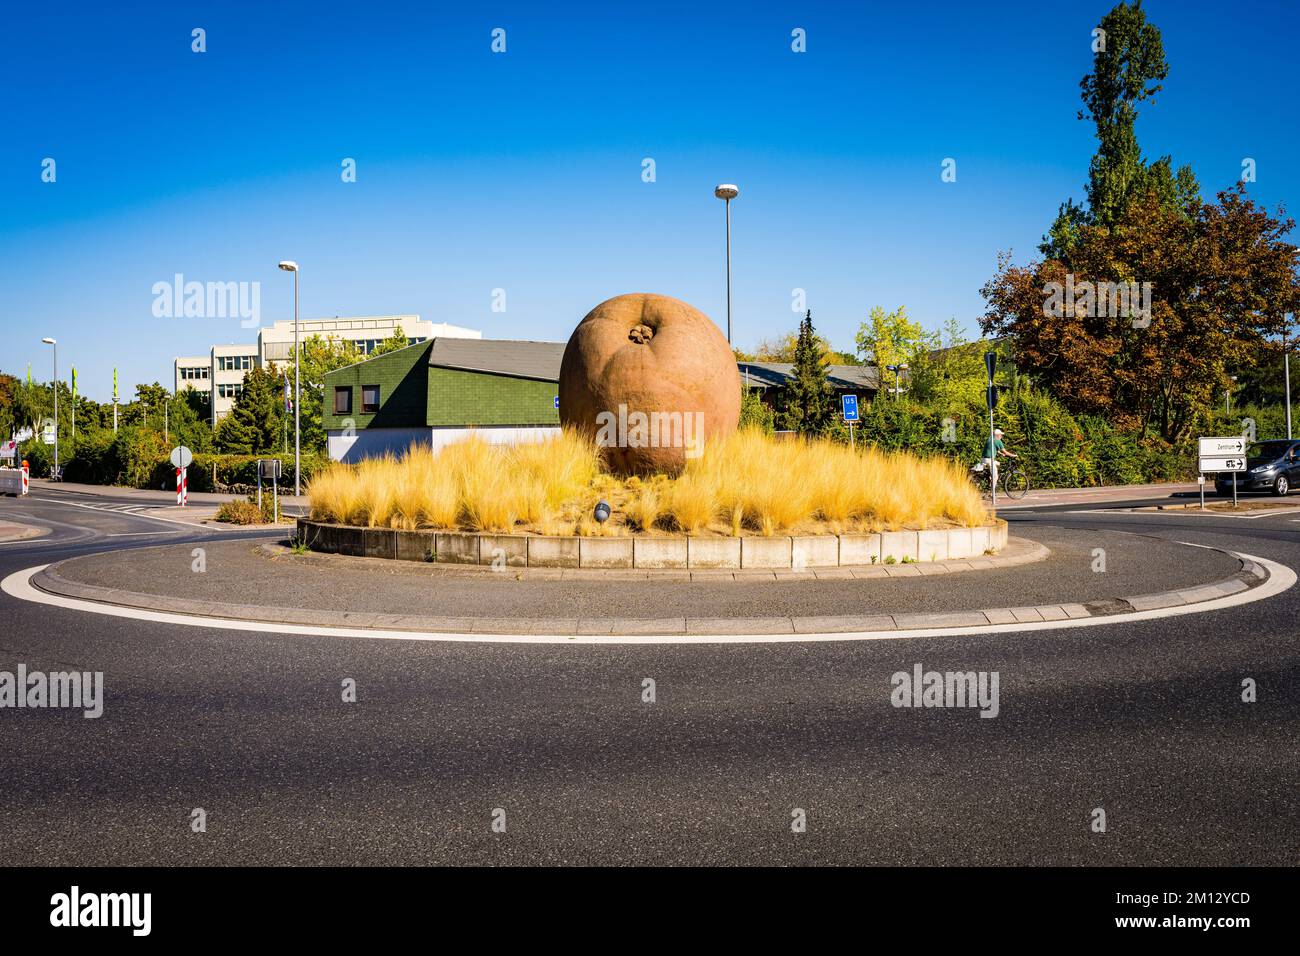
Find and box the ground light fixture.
[594,500,611,523]
[278,260,301,496]
[714,183,739,344]
[41,337,58,479]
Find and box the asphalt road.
[0,487,1297,865]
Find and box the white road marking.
[27,497,214,529]
[3,552,1293,645]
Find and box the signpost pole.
[273,473,279,524]
[849,421,855,452]
[257,465,263,512]
[985,353,997,514]
[1199,475,1205,511]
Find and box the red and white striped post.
[176,467,188,506]
[21,459,29,496]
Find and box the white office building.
[173,315,479,423]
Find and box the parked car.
[1215,440,1300,496]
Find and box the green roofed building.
[322,337,566,462]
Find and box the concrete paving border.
[26,537,1269,637]
[295,517,1008,569]
[258,534,1048,582]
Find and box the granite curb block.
[296,517,1010,570]
[30,541,1266,637]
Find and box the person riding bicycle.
[976,428,1017,490]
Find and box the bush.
[214,499,268,525]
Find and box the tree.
[855,305,934,371]
[1041,0,1199,258]
[776,311,835,432]
[296,335,364,451]
[369,328,411,357]
[216,366,282,454]
[983,187,1298,442]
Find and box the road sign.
[258,458,282,481]
[1199,456,1246,473]
[553,395,560,410]
[40,417,55,445]
[841,394,859,422]
[1198,436,1247,458]
[169,445,193,469]
[0,440,15,460]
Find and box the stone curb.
[257,534,1048,582]
[294,518,1009,569]
[30,539,1266,637]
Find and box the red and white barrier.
[176,467,188,506]
[21,461,29,495]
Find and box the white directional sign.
[1199,456,1246,473]
[169,445,193,469]
[1198,436,1247,457]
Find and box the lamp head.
[41,337,56,345]
[714,184,739,200]
[278,260,299,272]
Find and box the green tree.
[369,328,411,357]
[1042,0,1199,258]
[854,305,934,369]
[776,311,835,433]
[216,367,282,454]
[297,335,364,451]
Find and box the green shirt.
[983,437,1004,459]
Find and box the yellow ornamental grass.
[306,426,990,535]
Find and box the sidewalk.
[29,478,308,510]
[993,481,1199,509]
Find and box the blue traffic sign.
[841,394,859,422]
[553,395,560,409]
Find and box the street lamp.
[278,260,301,496]
[714,184,739,344]
[41,338,58,479]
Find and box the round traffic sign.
[170,445,193,469]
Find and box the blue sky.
[1,0,1296,401]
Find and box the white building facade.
[173,315,479,423]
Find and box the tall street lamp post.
[41,338,57,479]
[278,260,301,496]
[713,184,739,344]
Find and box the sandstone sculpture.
[559,293,741,475]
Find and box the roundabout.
[1,484,1298,866]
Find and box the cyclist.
[975,428,1017,491]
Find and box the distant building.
[736,361,880,401]
[173,315,479,424]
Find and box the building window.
[218,355,254,371]
[180,366,208,380]
[334,386,352,414]
[217,384,244,399]
[362,385,380,413]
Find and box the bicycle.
[970,460,1029,501]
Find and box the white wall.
[327,425,562,463]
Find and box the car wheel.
[1275,475,1290,497]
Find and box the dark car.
[1215,440,1300,496]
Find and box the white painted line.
[29,497,217,529]
[104,532,181,537]
[3,552,1293,645]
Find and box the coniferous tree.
[777,311,834,433]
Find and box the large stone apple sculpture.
[559,293,741,476]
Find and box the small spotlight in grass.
[594,500,611,523]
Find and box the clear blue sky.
[1,0,1296,401]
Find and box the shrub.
[214,499,267,525]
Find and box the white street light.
[41,338,58,479]
[278,260,301,496]
[714,184,739,344]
